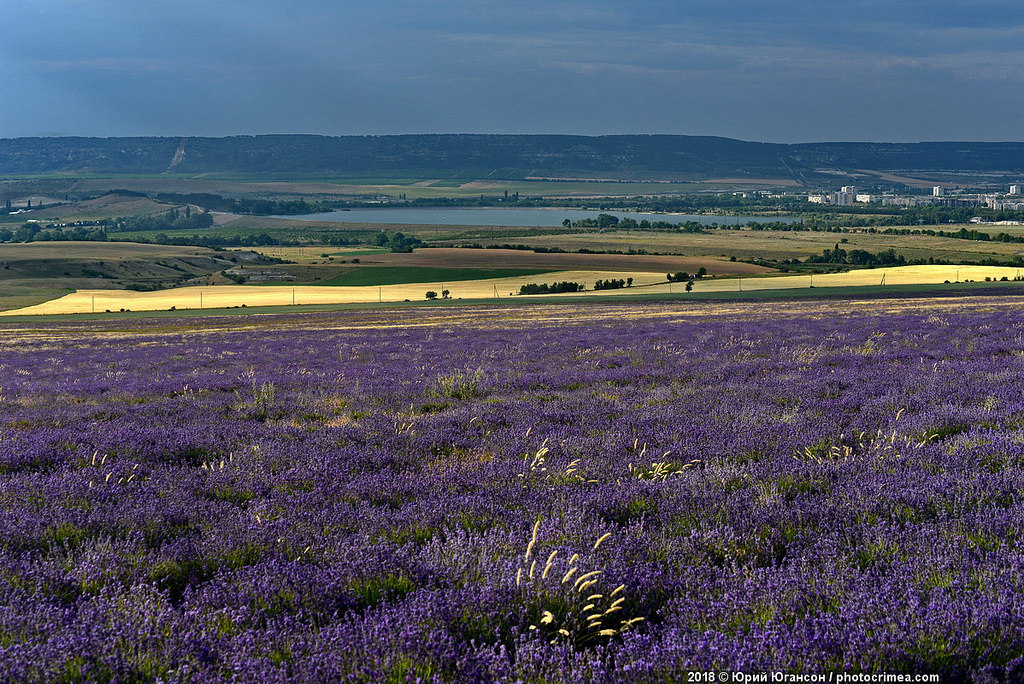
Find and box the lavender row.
[1,302,1023,681]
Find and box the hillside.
[1,135,1023,183]
[0,241,272,311]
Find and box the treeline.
[443,242,662,256]
[142,233,297,248]
[111,209,215,233]
[0,220,420,253]
[317,231,381,246]
[454,243,570,253]
[564,213,707,232]
[373,231,424,253]
[805,244,908,267]
[800,243,1024,269]
[593,278,632,290]
[0,223,108,243]
[152,193,333,216]
[878,226,1024,244]
[738,216,1024,240]
[798,207,1024,229]
[666,267,708,282]
[518,281,585,295]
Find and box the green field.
[309,266,555,287]
[0,284,76,311]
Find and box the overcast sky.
[3,0,1022,142]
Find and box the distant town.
[806,184,1024,214]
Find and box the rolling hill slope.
[1,135,1022,182]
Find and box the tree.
[441,289,450,299]
[685,280,693,292]
[15,223,39,242]
[593,278,626,291]
[425,291,438,300]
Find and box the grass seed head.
[574,570,601,588]
[542,551,557,579]
[524,518,540,562]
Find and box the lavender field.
[2,298,1024,681]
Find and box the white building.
[834,186,856,206]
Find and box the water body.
[273,207,800,227]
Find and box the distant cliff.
[1,135,1022,182]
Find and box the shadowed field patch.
[310,266,555,287]
[0,242,273,311]
[253,247,772,277]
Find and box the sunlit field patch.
[1,297,1024,680]
[4,263,1023,317]
[0,270,666,315]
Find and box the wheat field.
[0,271,663,315]
[3,265,1022,316]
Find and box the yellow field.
[0,271,666,315]
[676,265,1024,293]
[3,265,1022,316]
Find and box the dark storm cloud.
[2,0,1021,141]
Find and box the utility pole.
[200,291,203,309]
[292,289,295,306]
[379,287,382,303]
[91,296,95,314]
